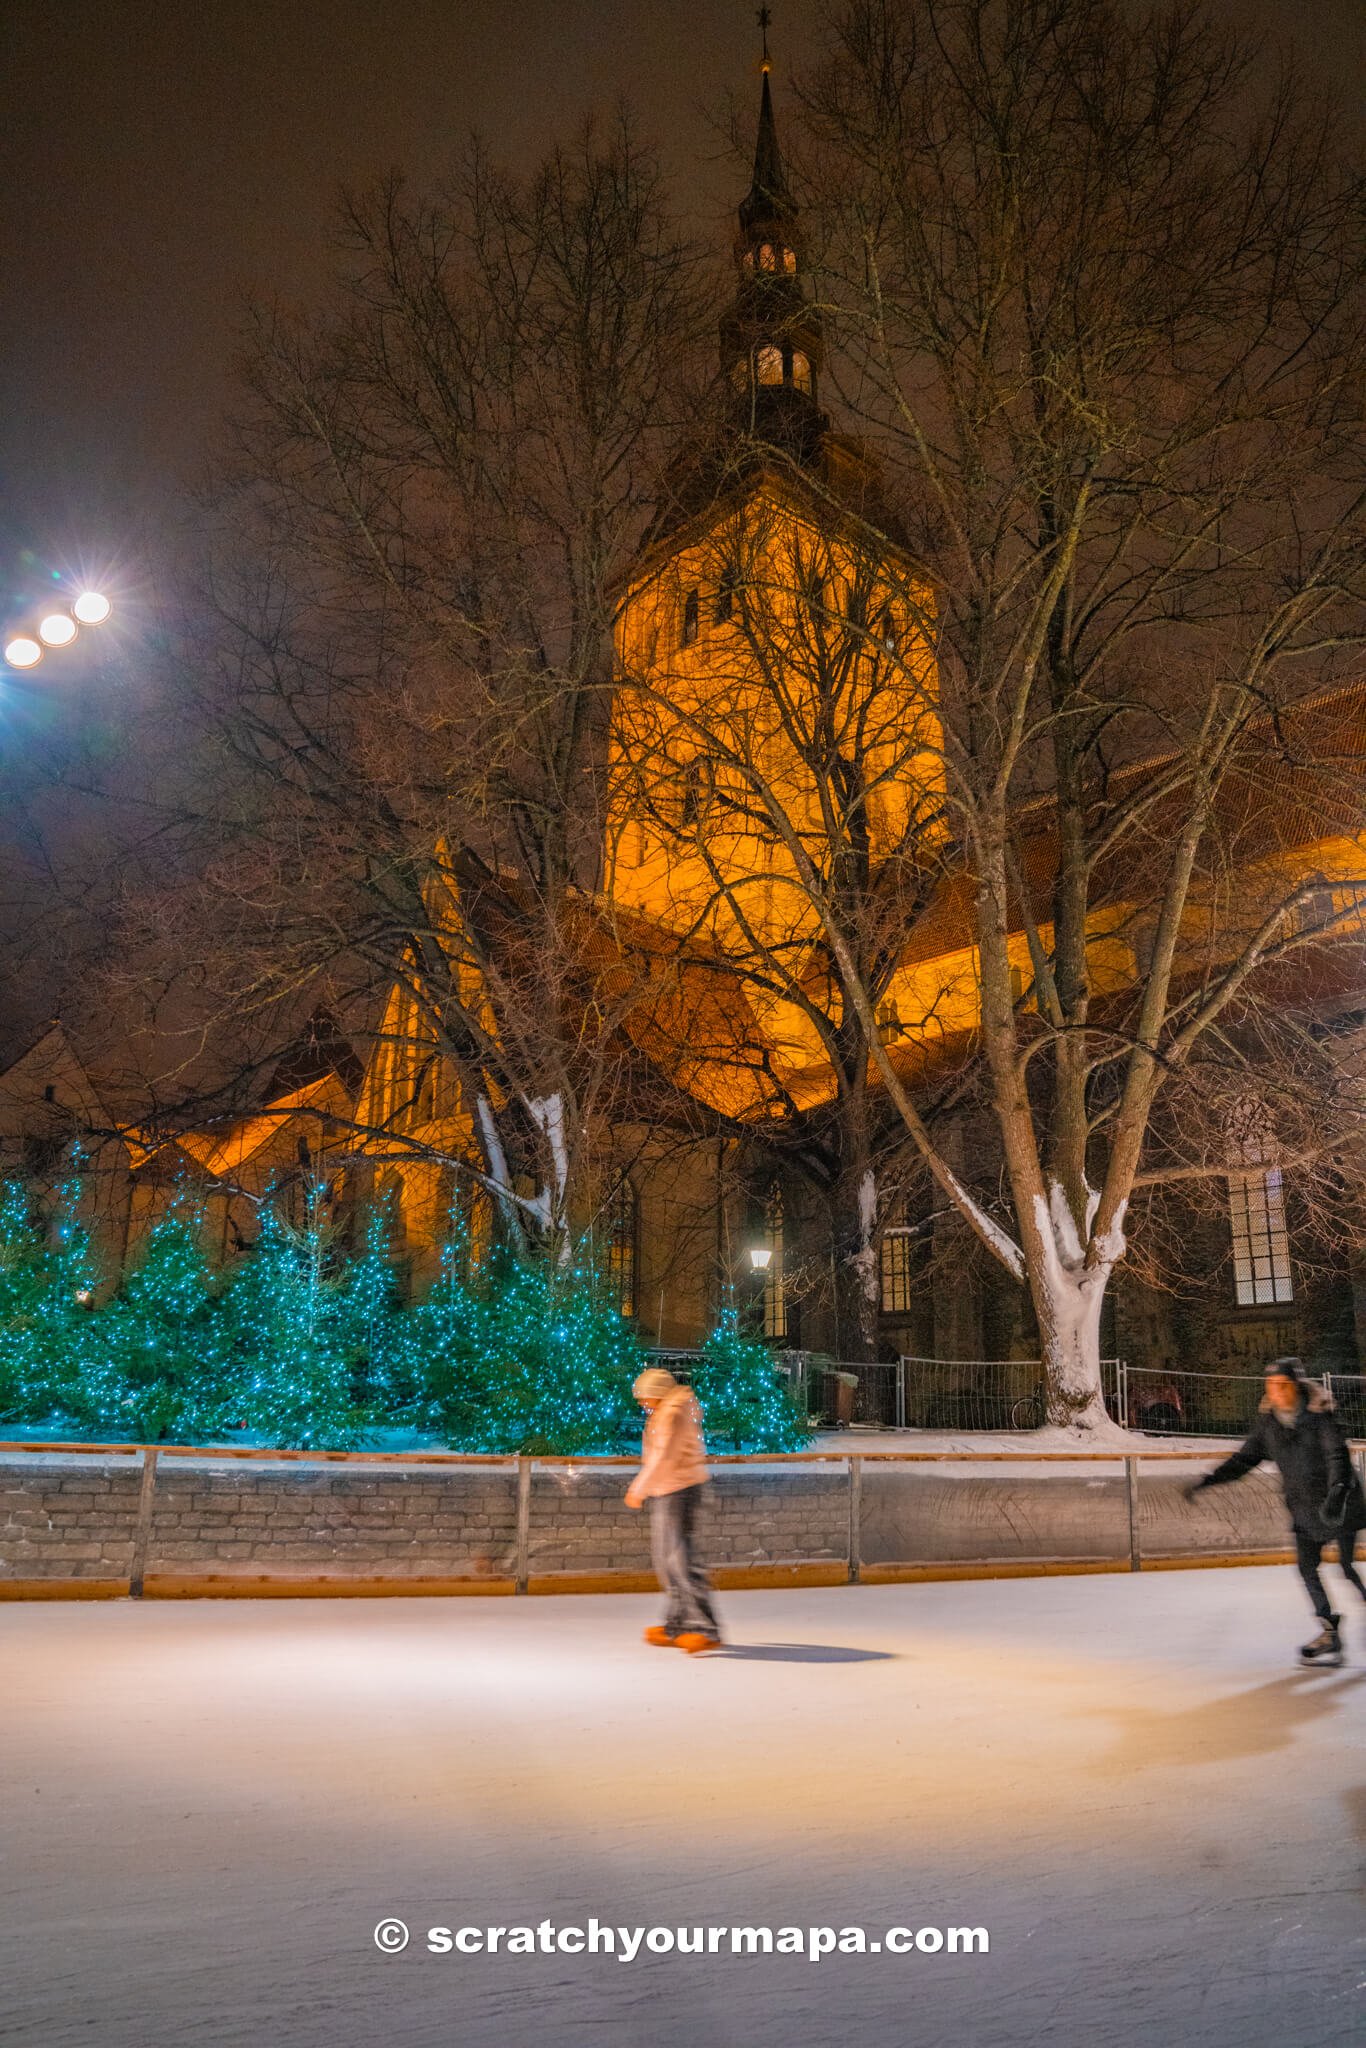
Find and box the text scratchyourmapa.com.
[373,1919,989,1961]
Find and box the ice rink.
[3,1567,1364,2047]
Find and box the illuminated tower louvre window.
[791,350,811,393]
[681,587,700,645]
[755,343,784,386]
[1228,1168,1292,1306]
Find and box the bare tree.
[110,119,722,1261]
[615,0,1366,1420]
[794,0,1366,1421]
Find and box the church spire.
[720,16,824,446]
[740,55,794,232]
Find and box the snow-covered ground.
[810,1422,1242,1472]
[3,1571,1363,2048]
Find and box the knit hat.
[633,1367,678,1403]
[1264,1357,1305,1382]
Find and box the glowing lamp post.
[748,1244,772,1273]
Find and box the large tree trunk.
[832,1158,880,1363]
[1026,1181,1115,1429]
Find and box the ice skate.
[675,1631,722,1655]
[1298,1617,1343,1667]
[643,1625,680,1647]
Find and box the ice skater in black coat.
[1186,1357,1366,1665]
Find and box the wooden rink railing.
[3,1436,1364,1598]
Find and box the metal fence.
[644,1348,811,1405]
[794,1355,1116,1431]
[644,1346,1366,1439]
[1113,1363,1366,1438]
[896,1356,1057,1431]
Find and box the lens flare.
[73,591,112,624]
[4,637,43,669]
[38,612,78,647]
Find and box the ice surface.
[2,1571,1363,2048]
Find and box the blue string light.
[0,1182,809,1454]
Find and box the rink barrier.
[1,1439,1362,1600]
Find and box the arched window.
[1228,1169,1292,1306]
[880,1226,914,1316]
[791,350,812,393]
[606,1179,639,1317]
[757,242,776,271]
[755,343,784,386]
[782,246,797,273]
[681,588,700,646]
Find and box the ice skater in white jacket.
[625,1368,722,1652]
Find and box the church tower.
[719,46,826,463]
[603,42,942,1108]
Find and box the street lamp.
[748,1244,772,1272]
[4,590,112,671]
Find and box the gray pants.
[1294,1525,1365,1620]
[650,1483,720,1639]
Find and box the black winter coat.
[1201,1383,1366,1539]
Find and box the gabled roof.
[0,1021,123,1145]
[131,1074,353,1182]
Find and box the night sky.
[1,0,1360,579]
[0,0,824,570]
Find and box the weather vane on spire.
[757,6,772,70]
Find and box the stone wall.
[146,1461,520,1581]
[526,1465,848,1576]
[0,1449,1334,1594]
[0,1457,143,1580]
[859,1464,1293,1565]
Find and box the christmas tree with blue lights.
[399,1209,485,1440]
[217,1195,364,1449]
[404,1214,640,1452]
[75,1203,225,1442]
[0,1177,101,1428]
[474,1253,641,1454]
[692,1308,808,1451]
[337,1200,405,1417]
